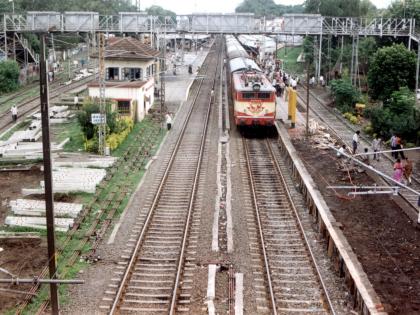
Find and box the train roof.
[232,72,275,93]
[225,35,249,60]
[229,57,261,73]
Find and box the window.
[106,67,119,80]
[123,68,142,80]
[117,100,131,115]
[242,92,255,99]
[257,92,271,99]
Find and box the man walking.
[390,134,397,159]
[372,135,381,161]
[11,105,18,122]
[352,130,360,155]
[165,112,173,131]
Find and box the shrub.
[0,60,20,93]
[343,112,359,124]
[366,87,419,142]
[330,79,360,113]
[362,123,374,135]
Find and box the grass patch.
[11,117,165,314]
[0,88,39,116]
[0,120,31,141]
[51,118,85,152]
[277,46,304,76]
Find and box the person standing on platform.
[390,134,397,158]
[395,136,406,159]
[11,105,18,122]
[404,157,413,185]
[165,113,173,131]
[393,158,404,183]
[372,135,381,161]
[352,130,360,155]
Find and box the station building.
[88,36,161,122]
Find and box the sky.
[138,0,394,15]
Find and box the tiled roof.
[93,37,161,60]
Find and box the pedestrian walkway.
[164,49,209,113]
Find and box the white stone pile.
[31,105,74,124]
[5,216,73,232]
[5,199,83,232]
[53,155,117,169]
[22,167,106,195]
[0,142,62,159]
[9,199,83,218]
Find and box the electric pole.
[98,33,106,156]
[39,33,59,315]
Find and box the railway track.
[0,74,94,134]
[243,136,335,315]
[296,85,420,214]
[106,39,221,314]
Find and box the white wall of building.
[88,77,155,122]
[105,59,156,80]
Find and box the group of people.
[346,130,414,185]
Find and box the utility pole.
[39,33,59,315]
[306,60,310,136]
[160,18,167,131]
[98,33,106,156]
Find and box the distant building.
[88,37,161,122]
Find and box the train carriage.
[226,36,276,126]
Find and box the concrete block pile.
[53,156,118,169]
[22,167,106,194]
[5,216,74,232]
[9,199,83,218]
[0,142,62,159]
[5,199,83,231]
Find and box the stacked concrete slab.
[9,199,83,218]
[22,167,106,194]
[5,216,73,232]
[5,199,83,232]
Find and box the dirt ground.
[0,169,43,224]
[0,169,49,313]
[292,137,420,315]
[0,237,48,311]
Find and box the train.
[225,35,276,126]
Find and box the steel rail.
[108,42,217,315]
[266,139,337,315]
[0,75,94,134]
[242,137,278,315]
[169,44,221,314]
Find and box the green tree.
[145,5,176,23]
[366,87,419,142]
[0,60,20,93]
[235,0,304,17]
[367,44,416,101]
[386,0,420,21]
[330,79,360,112]
[304,0,376,17]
